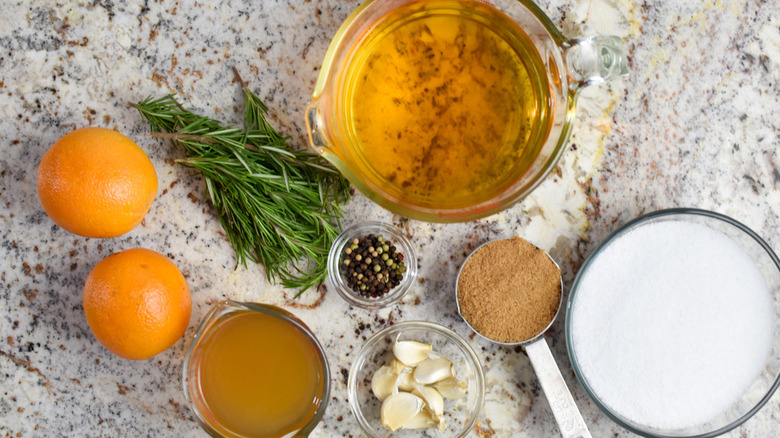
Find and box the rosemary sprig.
[133,72,351,294]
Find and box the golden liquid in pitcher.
[195,311,325,437]
[341,0,551,209]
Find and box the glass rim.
[347,320,485,438]
[564,207,780,438]
[182,300,331,438]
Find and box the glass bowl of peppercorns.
[327,221,417,309]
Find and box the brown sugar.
[457,236,561,343]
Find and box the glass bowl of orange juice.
[183,300,330,437]
[348,321,485,437]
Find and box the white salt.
[570,219,774,430]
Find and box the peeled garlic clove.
[381,392,424,431]
[390,359,408,374]
[427,350,443,359]
[396,368,417,392]
[413,357,454,385]
[393,340,432,367]
[371,365,397,401]
[435,377,468,399]
[401,410,436,429]
[413,386,444,417]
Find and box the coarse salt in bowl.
[565,208,780,438]
[327,221,417,310]
[348,321,485,437]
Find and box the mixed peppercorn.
[342,234,406,298]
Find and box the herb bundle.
[134,70,351,294]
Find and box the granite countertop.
[2,0,779,437]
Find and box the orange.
[83,248,191,360]
[37,127,158,238]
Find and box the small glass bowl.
[348,321,485,438]
[183,301,330,437]
[566,208,780,438]
[327,221,417,309]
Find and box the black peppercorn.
[341,233,406,298]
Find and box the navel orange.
[83,248,191,360]
[37,127,158,238]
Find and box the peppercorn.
[340,232,407,298]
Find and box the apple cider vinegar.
[194,310,327,437]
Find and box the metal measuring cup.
[455,239,591,438]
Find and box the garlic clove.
[390,358,408,374]
[393,340,432,367]
[380,392,424,431]
[437,416,447,431]
[396,368,417,392]
[401,410,437,429]
[413,386,444,418]
[427,350,443,359]
[413,357,455,385]
[435,376,468,399]
[371,365,397,401]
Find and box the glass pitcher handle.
[305,100,329,153]
[562,36,628,90]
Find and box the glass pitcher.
[306,0,627,222]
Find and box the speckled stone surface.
[2,0,779,437]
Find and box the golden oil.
[340,0,552,209]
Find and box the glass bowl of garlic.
[348,321,485,437]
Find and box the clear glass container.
[327,221,418,309]
[565,208,780,437]
[183,300,330,438]
[348,321,485,437]
[306,0,628,222]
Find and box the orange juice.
[192,310,327,437]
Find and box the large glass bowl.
[348,321,485,437]
[565,208,780,437]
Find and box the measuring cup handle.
[561,35,628,90]
[525,338,592,438]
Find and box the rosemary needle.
[133,72,351,295]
